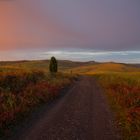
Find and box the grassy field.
[0,60,97,73]
[0,61,76,137]
[68,62,140,139]
[69,62,140,74]
[95,72,140,139]
[0,60,140,139]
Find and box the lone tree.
[49,56,58,73]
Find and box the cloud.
[1,0,140,64]
[0,0,140,51]
[41,50,140,63]
[43,50,140,56]
[0,48,139,63]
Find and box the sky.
[0,0,140,63]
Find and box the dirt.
[8,76,121,140]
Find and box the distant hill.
[126,64,140,68]
[0,60,139,73]
[68,62,140,74]
[0,60,97,72]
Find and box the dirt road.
[12,76,121,140]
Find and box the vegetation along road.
[12,76,121,140]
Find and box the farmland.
[69,62,140,74]
[69,62,140,139]
[0,60,97,73]
[95,72,140,139]
[0,60,140,139]
[0,61,76,137]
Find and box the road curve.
[14,76,121,140]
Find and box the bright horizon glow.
[0,49,139,63]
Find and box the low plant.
[96,72,140,139]
[0,71,74,137]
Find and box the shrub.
[0,71,73,137]
[97,73,140,139]
[0,71,45,94]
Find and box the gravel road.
[11,76,121,140]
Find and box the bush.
[0,71,74,137]
[0,71,45,94]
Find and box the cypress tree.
[49,56,58,73]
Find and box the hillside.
[0,60,140,139]
[0,60,97,72]
[0,60,139,74]
[69,62,140,74]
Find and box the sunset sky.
[0,0,140,63]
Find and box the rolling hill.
[68,62,140,74]
[0,60,139,74]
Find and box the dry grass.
[96,72,140,139]
[0,60,139,139]
[69,63,140,74]
[69,62,140,139]
[0,69,75,137]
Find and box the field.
[0,61,76,137]
[0,60,96,73]
[69,62,140,74]
[0,60,140,139]
[96,72,140,139]
[69,62,140,139]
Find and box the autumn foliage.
[97,73,140,139]
[0,71,73,137]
